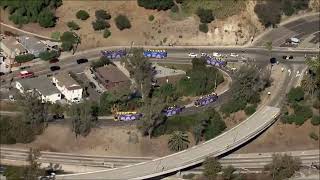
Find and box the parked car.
[270,57,277,64]
[49,58,59,63]
[282,55,293,60]
[76,58,88,64]
[9,95,15,102]
[0,72,5,76]
[212,52,222,57]
[50,66,60,71]
[200,53,207,57]
[230,53,239,57]
[188,53,198,58]
[18,70,34,78]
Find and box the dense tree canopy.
[137,0,174,11]
[1,0,61,27]
[76,10,90,20]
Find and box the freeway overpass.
[57,106,280,179]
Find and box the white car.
[188,53,198,58]
[200,53,207,57]
[212,52,222,57]
[230,53,239,57]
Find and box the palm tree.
[168,131,190,152]
[302,56,320,96]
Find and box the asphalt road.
[253,14,320,47]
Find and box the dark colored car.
[50,66,60,71]
[48,114,64,122]
[49,58,59,63]
[76,58,88,64]
[0,72,5,76]
[270,57,277,64]
[282,55,293,60]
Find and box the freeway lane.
[57,106,280,179]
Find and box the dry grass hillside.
[0,0,263,50]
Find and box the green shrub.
[51,31,61,40]
[220,99,246,116]
[288,87,304,103]
[244,105,257,116]
[293,104,313,120]
[148,15,155,21]
[92,19,108,31]
[254,1,281,27]
[311,116,320,126]
[204,115,226,140]
[15,54,35,63]
[284,114,305,125]
[91,56,111,69]
[39,50,59,61]
[115,14,131,30]
[67,21,80,30]
[95,9,111,20]
[196,8,214,23]
[171,4,179,13]
[199,23,208,33]
[103,29,111,38]
[309,132,319,141]
[76,10,90,20]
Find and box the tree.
[137,0,174,11]
[287,87,304,103]
[92,18,108,31]
[103,29,111,38]
[24,148,44,179]
[15,54,35,63]
[196,8,214,23]
[203,157,222,180]
[125,48,153,101]
[168,131,190,152]
[49,103,65,115]
[37,9,56,28]
[69,101,98,137]
[139,97,167,137]
[154,83,178,103]
[222,165,237,180]
[95,9,111,20]
[19,91,49,130]
[76,10,90,20]
[199,23,209,33]
[302,56,320,96]
[91,56,112,69]
[60,31,81,52]
[170,4,179,13]
[254,2,281,27]
[99,92,116,115]
[67,21,80,30]
[39,50,59,61]
[264,154,301,180]
[115,14,131,30]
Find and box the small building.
[95,65,130,90]
[0,36,28,59]
[17,36,47,57]
[52,73,83,103]
[15,76,61,103]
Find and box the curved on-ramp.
[57,106,280,179]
